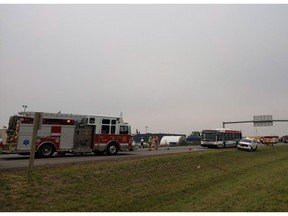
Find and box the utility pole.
[145,126,148,134]
[27,112,42,183]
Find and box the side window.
[235,133,239,139]
[218,134,222,141]
[111,126,116,134]
[101,125,110,134]
[120,126,128,134]
[102,119,110,124]
[101,119,112,134]
[89,118,95,124]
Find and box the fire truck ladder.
[19,111,86,121]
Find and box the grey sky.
[1,4,288,136]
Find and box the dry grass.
[1,145,288,212]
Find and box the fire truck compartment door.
[74,126,94,149]
[60,127,75,150]
[17,125,33,151]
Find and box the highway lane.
[1,143,284,170]
[0,145,211,170]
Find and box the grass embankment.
[1,145,288,212]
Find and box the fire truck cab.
[1,112,132,158]
[75,115,132,155]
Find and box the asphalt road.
[0,145,212,171]
[1,143,285,171]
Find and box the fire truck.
[1,111,132,158]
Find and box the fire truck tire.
[106,142,119,155]
[37,143,55,158]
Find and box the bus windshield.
[202,132,217,141]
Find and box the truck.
[1,111,132,158]
[260,136,279,145]
[280,135,288,143]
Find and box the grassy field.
[1,145,288,212]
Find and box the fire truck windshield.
[120,125,130,134]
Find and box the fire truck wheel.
[106,143,119,155]
[37,143,55,158]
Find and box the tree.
[189,131,200,138]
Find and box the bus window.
[223,133,227,141]
[217,133,223,141]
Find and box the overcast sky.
[1,4,288,136]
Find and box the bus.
[201,128,242,148]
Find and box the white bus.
[201,128,242,148]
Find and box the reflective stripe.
[51,133,61,136]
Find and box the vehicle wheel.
[106,143,119,155]
[37,144,55,158]
[254,146,257,151]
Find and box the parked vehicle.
[280,135,288,143]
[1,111,132,158]
[201,128,242,148]
[260,136,279,144]
[237,138,257,151]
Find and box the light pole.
[145,126,148,134]
[22,105,27,112]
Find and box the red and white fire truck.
[1,111,132,158]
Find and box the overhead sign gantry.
[223,115,288,128]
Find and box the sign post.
[27,112,42,183]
